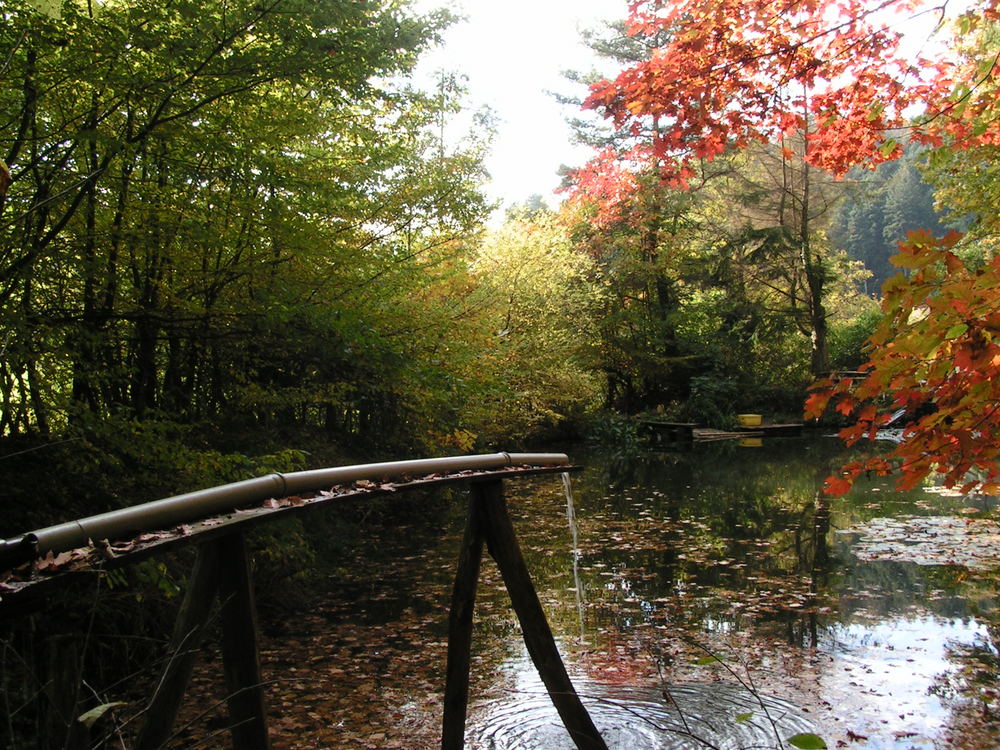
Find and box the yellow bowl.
[737,414,762,427]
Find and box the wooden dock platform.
[694,428,762,442]
[736,423,803,437]
[639,420,698,442]
[640,420,804,445]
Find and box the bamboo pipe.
[0,452,569,567]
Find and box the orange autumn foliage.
[571,0,1000,217]
[571,0,1000,495]
[806,231,1000,495]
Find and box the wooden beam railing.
[0,454,608,750]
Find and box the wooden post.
[41,634,87,750]
[217,531,271,750]
[479,479,608,750]
[135,542,222,750]
[441,485,487,750]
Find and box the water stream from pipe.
[562,471,586,640]
[468,473,821,748]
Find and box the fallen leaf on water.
[77,702,126,729]
[845,516,1000,569]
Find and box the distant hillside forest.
[829,145,952,294]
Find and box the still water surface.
[246,436,1000,749]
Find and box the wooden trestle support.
[441,478,607,750]
[130,476,606,750]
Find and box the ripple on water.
[467,681,818,749]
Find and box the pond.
[173,435,1000,749]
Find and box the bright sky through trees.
[413,0,622,213]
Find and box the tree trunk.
[799,114,829,376]
[805,263,829,376]
[130,314,159,415]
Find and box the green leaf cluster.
[462,210,605,445]
[0,0,496,460]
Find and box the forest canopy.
[0,0,485,445]
[3,0,1000,526]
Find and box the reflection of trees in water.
[933,620,1000,748]
[775,489,832,648]
[835,557,973,620]
[575,443,837,629]
[568,440,994,654]
[551,441,1000,746]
